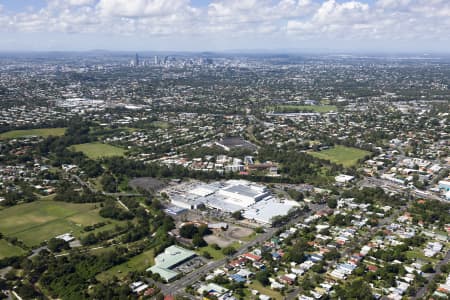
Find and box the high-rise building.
[135,53,139,67]
[154,55,159,65]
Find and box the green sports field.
[0,200,110,247]
[151,121,170,129]
[0,239,26,259]
[268,105,338,113]
[70,142,126,159]
[0,128,66,140]
[310,145,371,167]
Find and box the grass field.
[0,200,109,247]
[96,249,155,281]
[248,281,283,300]
[269,105,337,113]
[0,128,66,140]
[309,145,371,167]
[70,142,126,159]
[406,249,438,263]
[196,245,226,260]
[196,241,241,260]
[151,121,170,129]
[0,240,26,259]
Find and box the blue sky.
[0,0,449,52]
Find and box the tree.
[192,234,207,247]
[180,224,197,239]
[335,278,373,300]
[48,238,70,252]
[255,227,264,234]
[81,233,98,246]
[232,211,243,220]
[324,249,340,261]
[210,243,220,250]
[255,270,270,286]
[101,173,117,193]
[284,239,308,263]
[327,198,337,209]
[421,263,435,273]
[197,224,211,236]
[222,246,237,256]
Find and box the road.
[71,174,137,210]
[285,202,406,300]
[359,177,444,202]
[413,250,450,299]
[11,291,23,300]
[71,174,142,198]
[162,227,277,295]
[54,246,105,257]
[162,204,325,296]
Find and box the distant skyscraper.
[135,53,139,67]
[154,55,158,65]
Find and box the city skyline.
[0,0,449,52]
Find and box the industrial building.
[146,245,196,282]
[243,198,300,225]
[165,180,300,225]
[167,180,269,212]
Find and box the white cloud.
[0,0,449,50]
[96,0,196,18]
[68,0,96,6]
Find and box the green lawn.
[309,145,371,167]
[96,249,155,281]
[70,142,126,159]
[248,281,283,300]
[196,241,242,260]
[0,240,26,259]
[406,249,438,263]
[240,231,258,242]
[0,200,110,247]
[0,128,66,140]
[197,245,225,260]
[268,105,338,113]
[151,121,170,129]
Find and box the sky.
[0,0,449,52]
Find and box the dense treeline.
[38,250,126,299]
[54,183,108,203]
[409,199,450,226]
[341,186,403,207]
[99,199,134,220]
[257,146,341,184]
[0,184,37,206]
[104,154,337,187]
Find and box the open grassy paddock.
[196,244,226,260]
[196,241,242,260]
[248,281,283,300]
[70,142,126,159]
[0,239,26,259]
[151,121,170,129]
[96,249,155,282]
[0,200,110,247]
[268,105,338,113]
[0,128,66,140]
[309,145,371,167]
